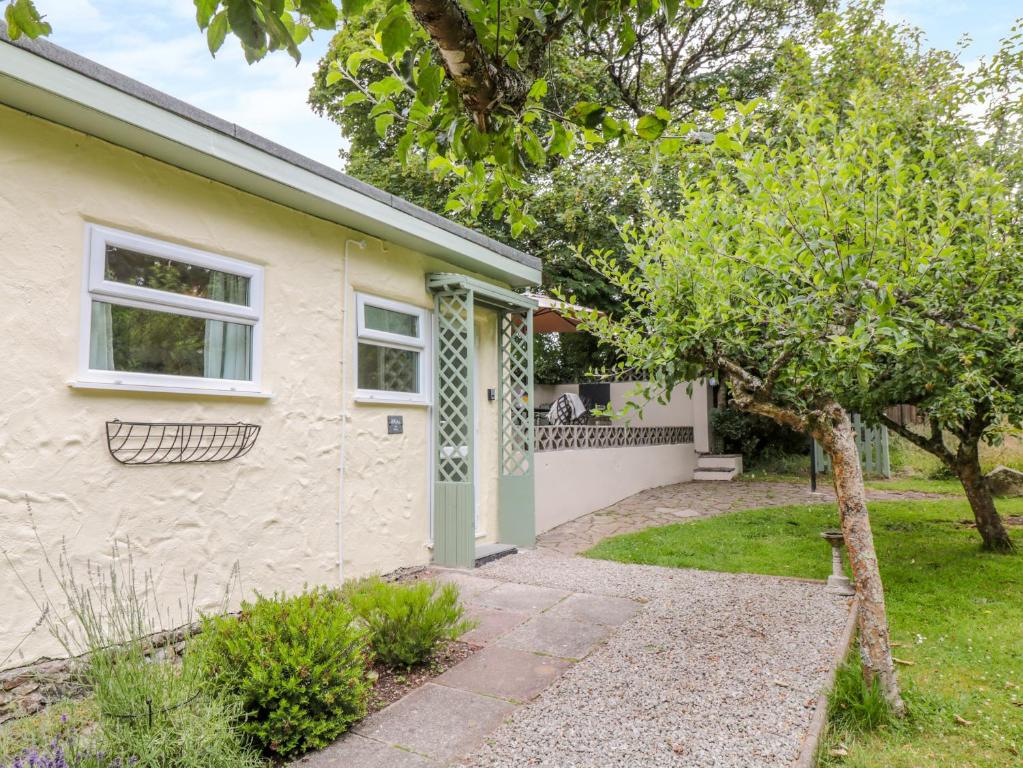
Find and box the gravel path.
[460,550,850,768]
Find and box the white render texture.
[0,104,504,666]
[534,443,698,534]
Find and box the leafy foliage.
[344,578,472,669]
[32,541,261,768]
[197,588,369,759]
[710,407,806,463]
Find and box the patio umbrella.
[526,293,593,333]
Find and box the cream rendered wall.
[535,444,697,533]
[0,105,503,667]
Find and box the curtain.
[203,272,251,380]
[89,301,115,370]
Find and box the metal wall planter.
[106,420,260,465]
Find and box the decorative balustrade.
[534,425,694,452]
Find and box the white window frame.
[75,224,266,397]
[354,293,430,405]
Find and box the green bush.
[31,536,263,768]
[197,588,369,759]
[710,406,808,463]
[345,578,473,669]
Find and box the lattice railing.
[499,313,532,477]
[535,425,694,452]
[435,292,473,483]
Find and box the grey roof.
[0,26,540,273]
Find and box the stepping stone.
[428,571,502,600]
[470,582,569,614]
[543,593,644,627]
[434,645,572,703]
[459,606,531,645]
[295,734,435,767]
[497,615,611,659]
[354,683,514,763]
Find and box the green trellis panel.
[814,414,891,478]
[432,289,476,568]
[498,309,535,548]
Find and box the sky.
[37,0,1023,172]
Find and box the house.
[0,31,541,667]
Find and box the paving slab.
[542,592,645,627]
[428,570,502,600]
[469,581,568,614]
[354,683,514,763]
[295,734,435,767]
[497,614,611,659]
[434,645,573,703]
[459,606,531,645]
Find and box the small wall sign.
[387,415,403,435]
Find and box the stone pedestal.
[820,530,855,596]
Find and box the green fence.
[813,414,891,478]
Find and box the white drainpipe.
[338,238,367,584]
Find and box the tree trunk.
[955,440,1015,553]
[820,407,906,716]
[407,0,529,130]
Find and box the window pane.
[358,342,419,393]
[364,304,419,338]
[105,245,250,306]
[90,301,252,380]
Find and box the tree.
[303,0,827,379]
[807,14,1023,554]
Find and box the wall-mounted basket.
[106,420,260,466]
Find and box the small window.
[79,226,264,394]
[355,294,429,403]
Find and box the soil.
[366,640,479,714]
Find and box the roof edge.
[0,26,541,280]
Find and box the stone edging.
[793,598,859,768]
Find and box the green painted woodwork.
[498,309,536,547]
[428,273,536,565]
[432,288,476,567]
[814,414,892,478]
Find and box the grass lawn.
[586,499,1023,768]
[864,477,964,495]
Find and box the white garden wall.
[535,442,698,534]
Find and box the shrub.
[196,588,369,759]
[710,406,808,464]
[31,538,261,768]
[345,578,473,669]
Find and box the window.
[78,225,264,395]
[355,293,429,403]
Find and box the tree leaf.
[207,10,230,55]
[636,114,667,141]
[226,0,265,53]
[375,112,395,137]
[378,9,413,58]
[5,0,52,39]
[195,0,219,30]
[298,0,338,28]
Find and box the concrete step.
[693,467,740,481]
[475,543,518,567]
[696,454,744,471]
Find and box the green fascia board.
[0,36,542,288]
[427,273,539,310]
